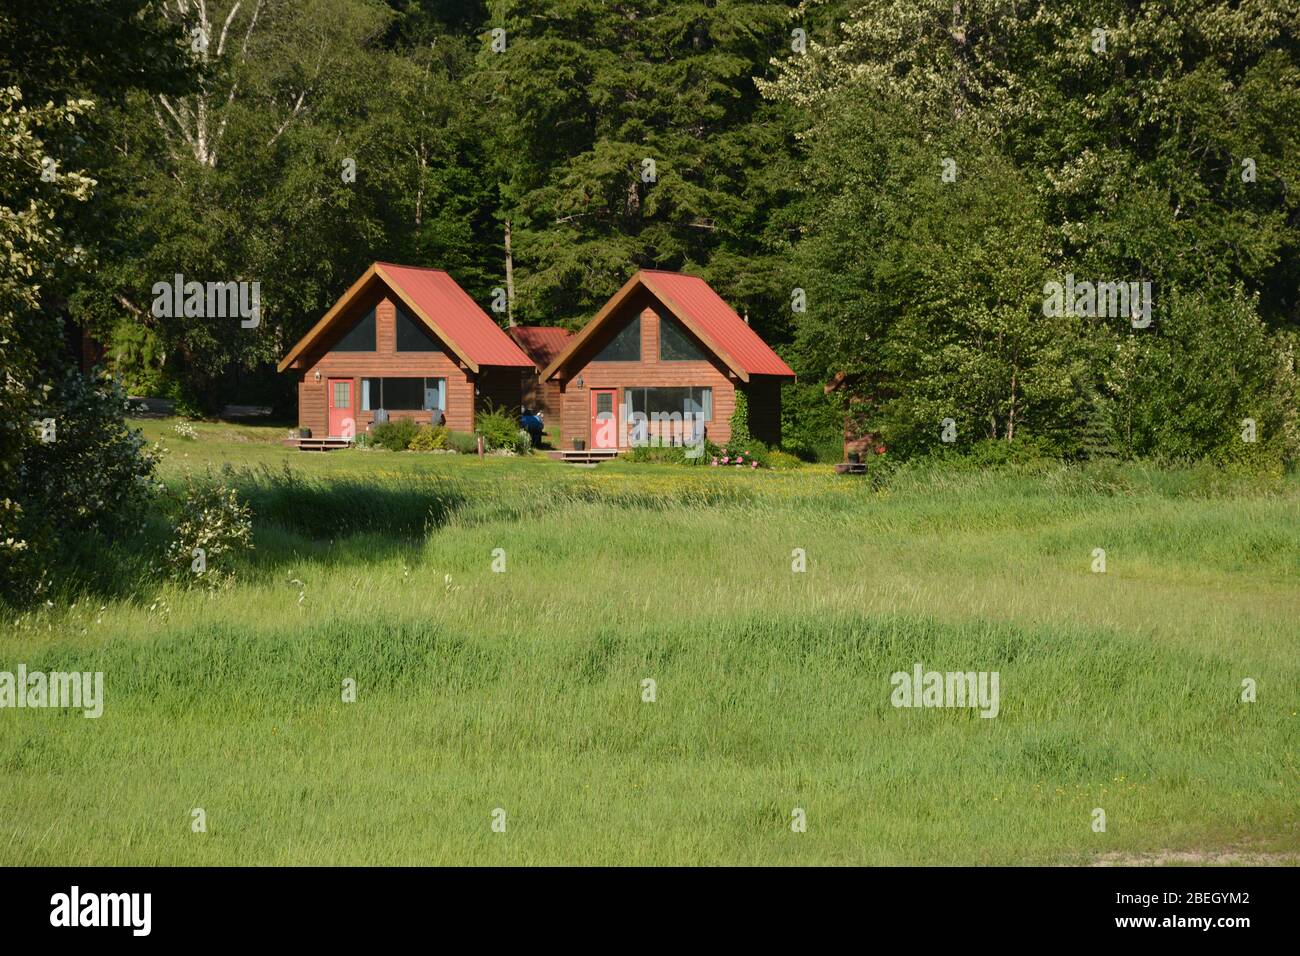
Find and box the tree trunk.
[504,218,516,327]
[1006,366,1018,441]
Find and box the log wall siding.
[521,372,562,422]
[475,367,526,419]
[295,291,501,436]
[557,290,739,448]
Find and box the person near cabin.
[520,408,544,447]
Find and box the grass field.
[2,417,1297,865]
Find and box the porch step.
[294,437,353,452]
[550,448,621,466]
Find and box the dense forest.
[2,1,1299,596]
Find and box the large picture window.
[623,386,712,421]
[593,315,640,361]
[333,308,376,351]
[362,377,445,412]
[395,305,441,351]
[659,316,707,361]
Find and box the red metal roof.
[377,263,534,368]
[639,271,795,378]
[508,325,574,369]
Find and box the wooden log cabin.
[507,325,574,423]
[541,270,795,450]
[277,262,534,440]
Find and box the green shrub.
[408,426,447,451]
[165,476,253,589]
[765,448,805,470]
[370,418,420,451]
[446,430,479,454]
[711,440,770,469]
[964,436,1056,468]
[476,404,531,454]
[624,440,717,466]
[106,320,175,398]
[5,370,161,604]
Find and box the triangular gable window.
[333,308,376,351]
[593,314,640,361]
[396,305,442,352]
[659,315,707,361]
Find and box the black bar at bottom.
[0,866,1284,943]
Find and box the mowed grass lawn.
[3,418,1297,865]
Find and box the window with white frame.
[361,377,445,412]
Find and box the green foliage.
[107,320,169,396]
[4,0,1298,562]
[0,497,34,604]
[165,476,253,589]
[1109,290,1299,467]
[478,0,799,336]
[766,0,1300,466]
[623,440,718,467]
[21,371,161,536]
[713,441,769,469]
[763,448,805,471]
[0,88,101,602]
[408,425,448,452]
[72,1,501,413]
[370,419,421,452]
[476,405,530,454]
[786,101,1079,456]
[0,0,191,105]
[782,382,845,462]
[728,389,752,446]
[5,371,161,603]
[445,430,480,455]
[1076,388,1119,461]
[0,4,191,603]
[960,437,1058,469]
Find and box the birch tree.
[151,0,386,170]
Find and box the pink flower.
[736,455,744,463]
[751,460,759,468]
[721,456,730,464]
[711,457,718,466]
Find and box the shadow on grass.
[229,464,467,539]
[14,466,469,607]
[225,463,470,575]
[248,526,430,577]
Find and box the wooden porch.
[283,436,354,452]
[546,448,622,467]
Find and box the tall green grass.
[1,420,1296,865]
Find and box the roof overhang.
[277,263,482,374]
[540,272,753,383]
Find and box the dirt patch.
[1091,848,1300,867]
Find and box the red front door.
[590,388,619,449]
[328,378,354,438]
